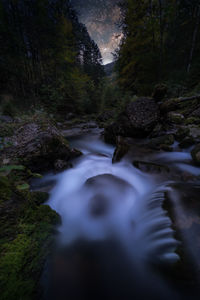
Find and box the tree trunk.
[187,4,200,74]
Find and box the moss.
[0,176,12,203]
[148,134,175,150]
[0,170,60,300]
[184,117,200,125]
[0,122,15,138]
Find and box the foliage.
[117,0,200,96]
[0,0,104,114]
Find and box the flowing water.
[36,130,200,300]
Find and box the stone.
[54,159,72,171]
[112,136,130,163]
[175,127,190,142]
[5,122,82,172]
[0,115,13,123]
[191,144,200,165]
[126,98,160,137]
[179,137,195,149]
[148,134,175,150]
[167,112,184,124]
[133,161,170,173]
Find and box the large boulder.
[126,98,160,136]
[104,98,160,142]
[5,122,81,171]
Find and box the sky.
[71,0,122,65]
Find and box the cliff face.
[72,0,122,63]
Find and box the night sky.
[71,0,122,64]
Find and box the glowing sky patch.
[71,0,122,64]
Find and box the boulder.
[148,134,175,150]
[179,137,195,149]
[6,122,81,171]
[191,144,200,165]
[175,127,190,142]
[104,98,160,142]
[125,98,160,137]
[112,136,130,163]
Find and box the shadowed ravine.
[38,131,200,300]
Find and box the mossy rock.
[148,134,175,150]
[184,117,200,125]
[0,172,60,300]
[168,112,184,124]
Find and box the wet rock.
[112,136,130,163]
[0,115,13,123]
[175,127,190,142]
[148,134,175,150]
[54,159,72,171]
[179,137,195,149]
[167,112,184,124]
[133,161,170,173]
[104,122,118,144]
[5,122,81,172]
[152,84,168,102]
[191,106,200,118]
[191,144,200,165]
[188,125,200,142]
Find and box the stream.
[34,128,200,300]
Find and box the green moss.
[0,176,12,203]
[0,171,60,300]
[185,117,200,125]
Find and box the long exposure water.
[37,131,200,300]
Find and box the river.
[34,128,200,300]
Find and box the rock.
[133,161,170,173]
[191,144,200,165]
[148,134,175,150]
[191,106,200,117]
[152,84,168,102]
[97,110,114,123]
[6,122,82,172]
[179,137,195,149]
[126,98,160,137]
[188,125,200,141]
[149,123,164,138]
[175,127,190,142]
[167,112,184,124]
[0,115,13,123]
[104,122,117,144]
[54,159,72,171]
[112,136,130,163]
[160,98,180,113]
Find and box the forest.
[1,1,200,300]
